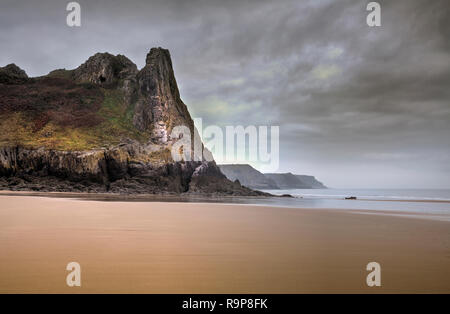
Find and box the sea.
[8,188,450,221]
[255,188,450,221]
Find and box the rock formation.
[218,164,278,190]
[294,175,327,189]
[0,63,28,84]
[0,48,267,196]
[218,164,327,190]
[264,173,327,189]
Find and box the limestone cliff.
[264,173,327,189]
[218,164,279,190]
[0,48,265,195]
[219,164,327,190]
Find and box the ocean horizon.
[256,188,450,221]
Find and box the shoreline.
[1,190,449,222]
[2,189,450,203]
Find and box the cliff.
[265,173,327,189]
[0,48,266,195]
[218,164,278,190]
[295,175,327,189]
[218,164,327,190]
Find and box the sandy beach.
[0,194,449,293]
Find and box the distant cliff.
[0,48,266,196]
[295,175,327,189]
[265,173,327,189]
[218,164,278,190]
[219,164,327,190]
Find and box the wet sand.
[0,194,449,293]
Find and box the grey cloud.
[1,0,448,188]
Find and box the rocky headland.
[219,164,327,190]
[0,48,266,196]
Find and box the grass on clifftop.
[0,79,149,150]
[95,89,144,143]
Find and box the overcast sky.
[1,0,449,188]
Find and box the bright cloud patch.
[312,64,341,80]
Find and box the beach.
[0,194,449,293]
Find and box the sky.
[1,0,449,188]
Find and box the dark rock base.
[0,174,270,196]
[0,145,269,196]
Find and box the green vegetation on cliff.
[0,77,148,151]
